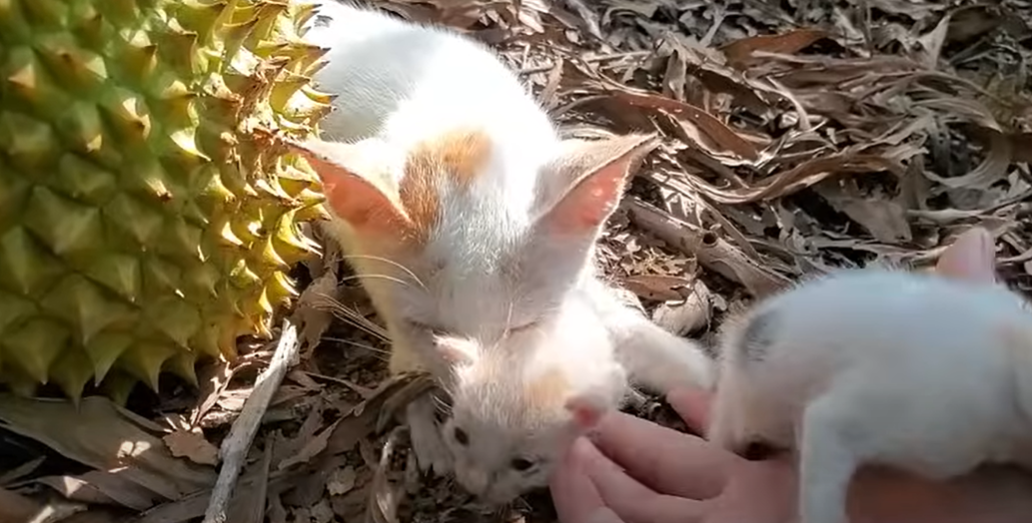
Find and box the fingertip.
[666,387,712,434]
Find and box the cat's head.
[430,299,627,505]
[289,130,658,361]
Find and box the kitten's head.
[431,299,627,505]
[286,130,658,364]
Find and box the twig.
[202,319,300,523]
[624,196,792,298]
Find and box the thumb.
[551,438,611,523]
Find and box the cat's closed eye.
[510,457,534,471]
[453,427,469,446]
[506,320,540,335]
[403,318,447,336]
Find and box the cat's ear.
[432,335,480,367]
[287,138,412,237]
[533,134,659,237]
[936,227,997,284]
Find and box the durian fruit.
[0,0,334,403]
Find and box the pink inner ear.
[544,162,630,235]
[294,147,411,236]
[564,395,604,431]
[935,227,996,284]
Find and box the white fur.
[708,269,1032,523]
[302,1,714,484]
[440,289,628,505]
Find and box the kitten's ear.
[936,227,997,284]
[287,138,411,236]
[432,335,480,367]
[534,134,659,237]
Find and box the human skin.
[550,387,1032,523]
[549,227,1032,523]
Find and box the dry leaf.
[0,486,39,523]
[620,274,695,301]
[35,471,160,511]
[162,430,219,467]
[327,466,358,497]
[0,396,215,502]
[651,280,713,335]
[721,28,830,68]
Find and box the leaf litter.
[2,0,1031,522]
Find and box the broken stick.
[202,319,300,523]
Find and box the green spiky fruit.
[0,0,333,402]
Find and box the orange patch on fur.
[398,129,492,241]
[526,368,572,410]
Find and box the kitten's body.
[709,268,1032,523]
[295,0,713,487]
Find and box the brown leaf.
[619,274,695,302]
[815,179,913,244]
[625,197,791,298]
[610,90,761,162]
[651,280,713,335]
[721,29,830,68]
[0,396,215,502]
[326,466,358,496]
[277,417,343,471]
[293,267,339,357]
[35,471,160,510]
[0,486,39,523]
[162,429,219,467]
[326,373,435,455]
[684,146,918,204]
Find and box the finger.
[550,438,610,523]
[576,437,708,523]
[667,387,713,434]
[589,410,732,500]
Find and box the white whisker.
[341,254,427,289]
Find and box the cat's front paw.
[406,397,453,475]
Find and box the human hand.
[549,387,1032,523]
[549,389,797,523]
[549,227,1032,523]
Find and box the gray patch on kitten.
[739,309,778,364]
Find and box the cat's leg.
[390,346,454,475]
[611,313,716,393]
[798,393,860,523]
[405,394,453,475]
[581,276,715,393]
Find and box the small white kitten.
[708,228,1032,523]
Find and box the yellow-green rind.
[0,0,333,401]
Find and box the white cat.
[293,0,714,483]
[707,228,1032,523]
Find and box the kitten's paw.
[406,398,453,475]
